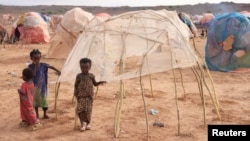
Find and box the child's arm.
[91,74,106,86]
[48,65,61,75]
[74,74,80,97]
[17,89,23,95]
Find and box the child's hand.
[99,81,107,85]
[55,71,61,76]
[17,89,21,94]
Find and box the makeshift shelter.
[178,12,199,37]
[95,12,111,22]
[46,7,94,58]
[205,12,250,72]
[60,10,196,82]
[240,10,250,19]
[200,13,215,27]
[55,9,220,137]
[11,12,50,43]
[191,14,203,24]
[49,14,64,32]
[0,24,9,44]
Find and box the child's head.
[79,58,92,74]
[22,68,34,82]
[30,49,42,65]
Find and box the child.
[28,49,61,119]
[18,68,42,130]
[74,58,106,132]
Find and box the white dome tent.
[55,9,220,137]
[46,7,94,58]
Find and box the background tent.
[200,13,215,27]
[178,12,199,37]
[48,14,64,32]
[58,9,197,82]
[95,12,111,22]
[191,14,203,24]
[12,12,50,43]
[0,24,9,44]
[46,7,94,58]
[205,12,250,72]
[240,10,250,19]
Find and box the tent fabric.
[205,12,250,72]
[13,12,50,43]
[46,7,94,58]
[58,9,198,83]
[191,14,203,24]
[56,7,94,33]
[200,13,215,27]
[0,24,9,43]
[178,12,199,37]
[96,12,111,18]
[240,11,250,19]
[95,12,111,22]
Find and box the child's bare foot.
[80,122,86,132]
[86,124,91,130]
[43,115,50,119]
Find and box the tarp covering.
[95,12,111,22]
[200,13,215,27]
[46,7,94,58]
[58,9,198,83]
[14,12,50,43]
[240,11,250,19]
[205,12,250,72]
[178,12,199,37]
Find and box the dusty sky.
[0,0,249,7]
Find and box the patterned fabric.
[28,63,49,107]
[19,81,37,125]
[74,73,95,123]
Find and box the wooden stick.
[114,67,124,137]
[192,37,221,120]
[172,68,180,135]
[139,55,149,137]
[192,67,206,126]
[178,68,186,98]
[54,76,61,119]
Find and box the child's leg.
[42,107,49,119]
[78,112,87,131]
[35,107,39,119]
[86,123,91,130]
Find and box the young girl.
[28,49,61,119]
[74,58,106,132]
[18,68,42,130]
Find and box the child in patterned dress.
[74,58,106,132]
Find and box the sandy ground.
[0,33,249,141]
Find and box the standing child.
[18,68,42,130]
[28,49,61,119]
[74,58,106,132]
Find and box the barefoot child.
[18,68,42,130]
[28,49,61,119]
[74,58,106,132]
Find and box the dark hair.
[79,58,92,67]
[30,49,41,59]
[22,68,34,80]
